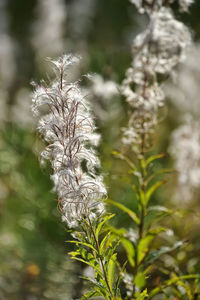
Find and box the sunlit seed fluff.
[170,117,200,203]
[90,74,118,100]
[132,7,191,74]
[179,0,194,12]
[130,0,194,14]
[165,43,200,203]
[121,272,134,297]
[122,2,191,152]
[165,43,200,118]
[32,54,106,228]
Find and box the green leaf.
[81,277,108,296]
[71,257,94,267]
[80,290,101,299]
[135,289,148,299]
[114,261,127,297]
[167,274,200,286]
[106,199,140,225]
[112,151,137,171]
[138,189,146,206]
[68,251,80,257]
[137,235,154,264]
[148,226,167,235]
[108,226,127,237]
[148,274,200,299]
[67,240,97,253]
[146,241,183,264]
[145,179,167,205]
[147,205,173,214]
[108,253,117,289]
[146,206,173,225]
[81,276,103,287]
[121,238,135,267]
[145,169,174,186]
[175,277,193,299]
[99,231,114,253]
[131,183,139,194]
[105,240,120,263]
[79,247,88,260]
[95,214,115,239]
[145,153,166,167]
[134,272,146,289]
[71,256,102,278]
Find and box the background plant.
[105,1,200,298]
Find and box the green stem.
[87,215,115,300]
[131,146,147,299]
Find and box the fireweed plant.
[111,0,200,298]
[32,1,200,299]
[32,55,121,299]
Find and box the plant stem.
[87,215,115,300]
[131,136,147,299]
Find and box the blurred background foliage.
[0,0,200,299]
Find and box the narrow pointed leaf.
[137,235,154,264]
[100,232,112,253]
[81,276,108,295]
[80,290,101,299]
[145,169,174,186]
[145,179,167,205]
[68,251,80,257]
[134,272,146,289]
[145,153,166,167]
[108,253,117,289]
[67,241,97,253]
[108,226,127,237]
[95,214,115,239]
[147,205,173,214]
[106,199,140,224]
[121,238,135,267]
[112,151,137,171]
[148,275,200,299]
[146,241,183,264]
[147,205,173,213]
[135,289,148,299]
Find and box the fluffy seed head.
[32,54,106,227]
[170,117,200,203]
[122,2,191,153]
